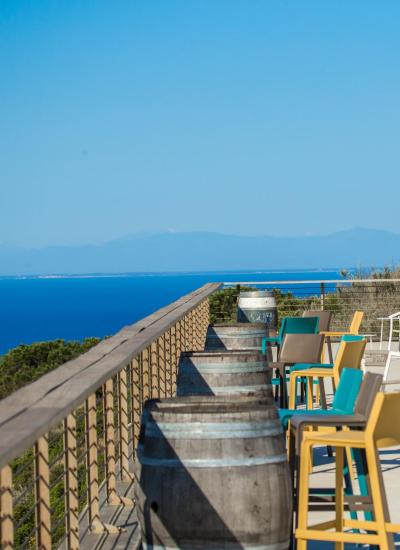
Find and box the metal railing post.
[320,282,325,310]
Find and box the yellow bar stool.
[296,391,400,550]
[321,310,364,365]
[288,336,366,411]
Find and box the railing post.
[199,299,209,347]
[150,341,158,399]
[131,357,141,451]
[0,466,13,550]
[85,393,100,529]
[320,282,325,310]
[86,393,120,533]
[34,435,51,550]
[187,309,194,351]
[195,303,205,350]
[170,324,177,394]
[104,379,117,504]
[141,347,150,401]
[104,380,133,506]
[165,329,173,397]
[158,336,167,398]
[174,321,183,392]
[118,368,131,482]
[64,414,79,550]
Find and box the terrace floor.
[78,341,400,550]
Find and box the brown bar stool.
[269,333,325,408]
[302,310,333,362]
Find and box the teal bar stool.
[279,368,363,429]
[282,368,363,529]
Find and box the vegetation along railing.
[0,283,220,549]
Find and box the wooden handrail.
[0,282,221,469]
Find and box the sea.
[0,270,346,355]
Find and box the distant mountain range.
[0,228,399,276]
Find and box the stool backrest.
[332,368,363,413]
[278,333,324,364]
[354,372,383,417]
[349,311,364,334]
[283,316,319,335]
[333,336,366,383]
[302,310,332,332]
[365,391,400,448]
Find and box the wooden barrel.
[237,290,278,329]
[177,350,272,398]
[205,323,267,352]
[135,396,292,550]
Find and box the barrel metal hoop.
[206,333,265,339]
[137,452,288,468]
[238,298,276,308]
[182,362,266,373]
[144,421,283,439]
[178,384,270,395]
[205,346,262,351]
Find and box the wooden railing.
[0,283,220,549]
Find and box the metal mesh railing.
[209,280,400,343]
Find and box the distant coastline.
[0,267,357,280]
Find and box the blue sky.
[1,1,400,247]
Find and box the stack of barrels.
[135,290,292,550]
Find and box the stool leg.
[306,377,313,410]
[365,446,395,550]
[296,440,313,550]
[327,336,333,363]
[318,377,327,409]
[335,446,344,550]
[315,382,320,405]
[289,374,297,410]
[288,429,296,550]
[274,368,279,402]
[354,449,374,521]
[343,450,358,522]
[300,379,305,404]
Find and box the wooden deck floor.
[72,479,140,550]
